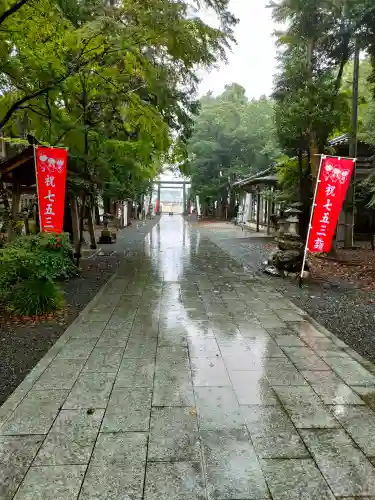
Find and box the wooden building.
[232,167,279,234]
[328,134,375,242]
[0,140,78,241]
[232,134,375,240]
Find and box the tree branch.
[0,0,30,27]
[19,105,50,119]
[0,74,68,131]
[334,32,351,93]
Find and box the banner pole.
[33,145,42,232]
[299,154,325,288]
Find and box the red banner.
[35,146,68,233]
[307,156,355,253]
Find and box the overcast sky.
[161,0,277,179]
[198,0,277,99]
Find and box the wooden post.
[8,184,21,240]
[267,189,272,235]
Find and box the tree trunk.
[95,203,100,225]
[87,201,97,249]
[299,148,313,242]
[75,73,89,267]
[0,179,11,236]
[70,198,80,245]
[9,186,21,241]
[75,194,86,266]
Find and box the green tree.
[187,84,281,216]
[1,0,238,238]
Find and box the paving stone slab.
[90,431,147,467]
[101,387,152,432]
[144,462,206,500]
[78,464,145,500]
[322,355,375,385]
[261,458,335,500]
[282,346,330,371]
[0,390,68,435]
[264,359,308,387]
[331,404,375,456]
[95,328,131,348]
[63,372,116,410]
[229,371,279,405]
[302,370,365,405]
[194,386,244,431]
[0,435,43,500]
[301,429,375,496]
[115,357,155,388]
[201,428,270,499]
[241,405,308,458]
[13,465,86,500]
[152,378,195,406]
[83,346,124,373]
[191,357,231,387]
[54,338,97,360]
[33,358,86,390]
[148,407,200,461]
[188,337,220,358]
[274,386,340,429]
[123,339,158,358]
[69,321,107,339]
[34,409,104,465]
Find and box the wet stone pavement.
[2,216,375,499]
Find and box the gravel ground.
[0,217,159,405]
[199,222,375,366]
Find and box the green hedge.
[0,233,77,316]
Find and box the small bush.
[0,233,77,316]
[9,277,64,316]
[5,233,77,280]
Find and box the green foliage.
[10,277,64,317]
[187,84,281,203]
[0,233,76,315]
[276,156,309,203]
[0,0,237,205]
[5,233,77,279]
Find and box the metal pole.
[299,154,325,287]
[344,38,359,247]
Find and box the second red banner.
[307,155,355,253]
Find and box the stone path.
[2,216,375,499]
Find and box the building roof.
[328,133,351,147]
[0,145,35,186]
[328,133,375,149]
[232,166,278,190]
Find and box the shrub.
[5,233,77,280]
[0,233,77,316]
[8,277,64,316]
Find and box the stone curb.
[285,296,374,370]
[0,270,122,426]
[0,217,162,423]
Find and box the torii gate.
[153,179,190,215]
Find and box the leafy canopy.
[0,0,237,201]
[187,83,281,202]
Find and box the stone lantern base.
[262,206,310,277]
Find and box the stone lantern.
[263,204,308,276]
[98,212,114,244]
